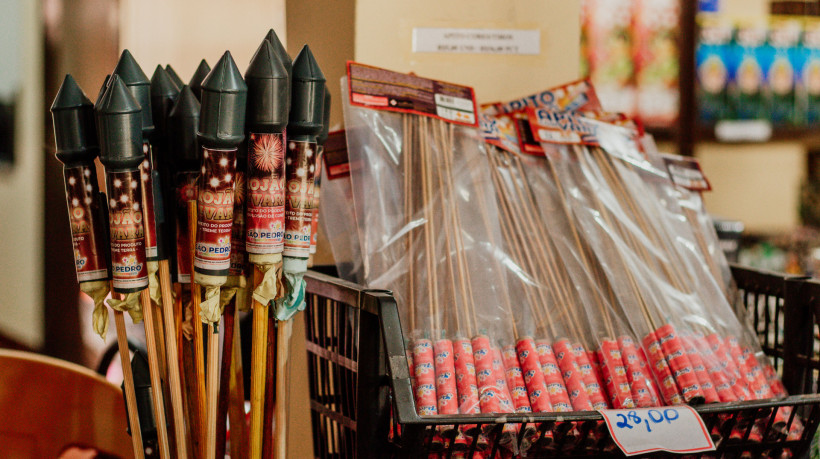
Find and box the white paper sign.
[412,28,540,55]
[599,406,716,456]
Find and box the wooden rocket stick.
[139,289,171,459]
[205,321,220,459]
[188,201,207,456]
[273,318,293,459]
[112,307,146,459]
[249,266,268,459]
[158,260,189,458]
[215,298,236,459]
[229,298,249,459]
[262,306,277,457]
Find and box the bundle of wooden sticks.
[337,68,801,455]
[51,30,328,459]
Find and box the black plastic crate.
[303,266,820,458]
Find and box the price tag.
[599,406,715,456]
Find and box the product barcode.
[435,93,475,113]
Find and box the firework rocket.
[308,87,330,266]
[95,74,148,315]
[168,86,201,284]
[51,74,111,337]
[165,64,184,90]
[245,36,290,309]
[278,45,324,319]
[193,51,247,324]
[190,59,211,102]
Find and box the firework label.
[600,405,715,456]
[309,149,323,255]
[63,165,108,283]
[106,169,148,293]
[246,132,286,254]
[141,143,159,260]
[174,172,198,283]
[283,140,316,258]
[230,170,247,276]
[194,148,237,276]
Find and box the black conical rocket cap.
[288,45,325,142]
[169,85,201,172]
[264,29,292,76]
[189,59,211,101]
[96,74,144,170]
[264,29,292,114]
[112,49,155,141]
[198,51,247,149]
[245,39,289,132]
[51,74,99,165]
[165,65,184,90]
[317,86,331,146]
[151,65,179,141]
[95,75,111,108]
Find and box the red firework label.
[246,132,285,254]
[194,148,237,276]
[310,149,323,254]
[141,143,158,259]
[230,170,247,277]
[283,140,317,258]
[63,165,108,283]
[174,171,198,283]
[106,169,148,293]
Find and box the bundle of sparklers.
[335,66,801,455]
[50,29,329,459]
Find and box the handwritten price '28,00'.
[615,409,680,433]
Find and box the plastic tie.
[106,291,143,324]
[276,256,308,320]
[147,260,162,307]
[82,280,111,339]
[252,254,283,307]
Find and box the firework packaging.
[244,34,290,459]
[308,86,331,265]
[168,85,200,284]
[342,62,527,453]
[320,130,365,284]
[194,51,247,324]
[95,74,147,318]
[112,50,168,311]
[278,45,324,320]
[51,74,111,337]
[245,37,290,308]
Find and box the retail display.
[48,26,329,458]
[330,62,806,456]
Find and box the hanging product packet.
[482,116,612,420]
[318,130,365,284]
[341,62,522,450]
[527,108,799,437]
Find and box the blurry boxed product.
[801,18,820,124]
[696,15,733,122]
[730,23,771,120]
[768,16,801,125]
[633,0,680,127]
[583,0,636,117]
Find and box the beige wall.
[354,0,581,104]
[0,0,43,348]
[119,0,287,82]
[696,142,807,234]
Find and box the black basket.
[303,265,820,458]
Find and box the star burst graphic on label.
[233,173,245,205]
[251,134,284,173]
